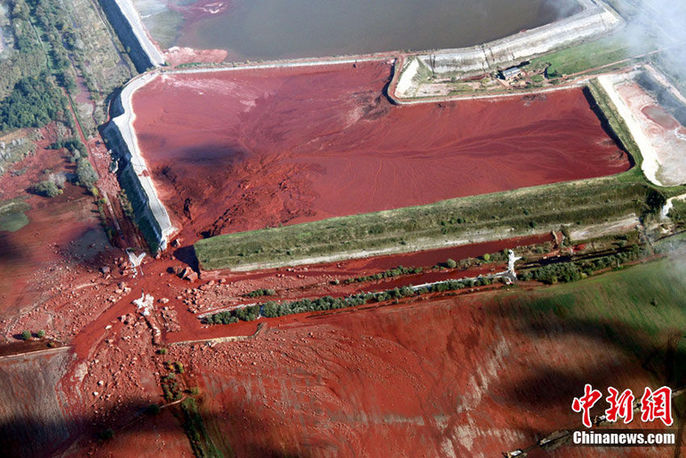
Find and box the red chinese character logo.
[572,384,602,428]
[640,386,673,426]
[605,387,635,424]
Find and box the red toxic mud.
[131,61,631,241]
[0,126,110,319]
[168,291,667,457]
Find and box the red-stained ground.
[0,125,111,320]
[0,65,662,457]
[328,233,551,272]
[131,62,631,241]
[164,46,229,67]
[161,233,552,343]
[168,289,678,457]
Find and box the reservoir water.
[144,0,580,60]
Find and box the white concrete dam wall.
[108,0,166,68]
[396,0,622,97]
[109,72,176,250]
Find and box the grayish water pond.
[148,0,580,60]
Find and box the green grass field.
[501,257,686,385]
[0,197,30,232]
[529,32,655,77]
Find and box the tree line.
[205,276,504,325]
[519,245,648,284]
[0,74,65,133]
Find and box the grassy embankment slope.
[501,255,686,388]
[194,178,668,271]
[528,32,653,77]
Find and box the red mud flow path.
[131,61,631,241]
[168,290,672,457]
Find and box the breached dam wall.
[104,72,175,252]
[99,0,165,72]
[396,0,622,96]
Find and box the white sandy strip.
[112,72,176,247]
[163,55,393,76]
[113,0,165,66]
[569,214,640,240]
[597,72,665,187]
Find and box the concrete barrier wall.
[105,72,175,252]
[397,0,622,96]
[429,6,620,74]
[99,0,165,72]
[395,58,421,98]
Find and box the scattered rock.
[179,267,198,282]
[100,266,111,274]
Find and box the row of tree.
[205,276,504,325]
[244,288,276,298]
[343,265,423,284]
[520,245,647,284]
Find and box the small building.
[500,66,522,80]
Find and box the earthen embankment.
[104,72,175,252]
[98,0,165,71]
[0,346,77,457]
[598,68,686,187]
